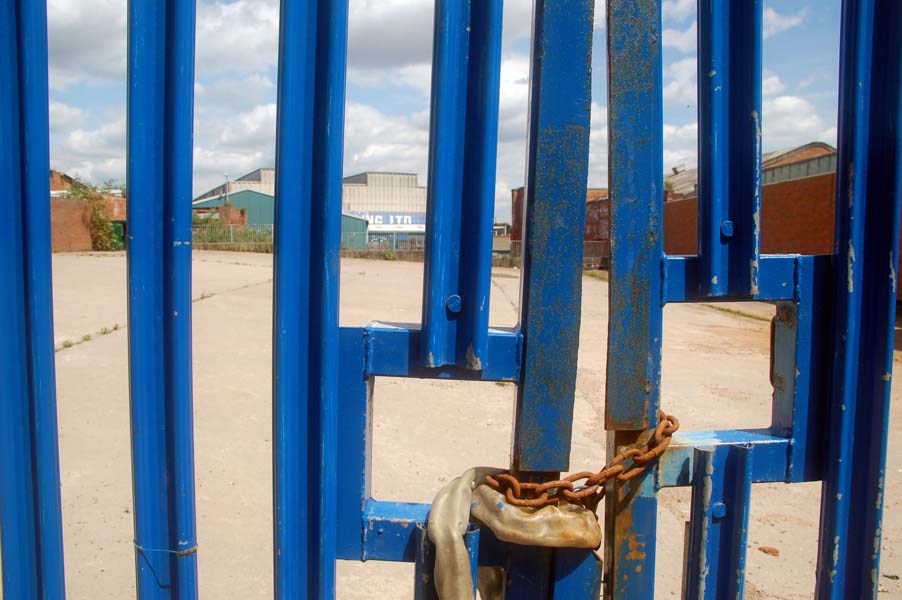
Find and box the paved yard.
[49,251,902,598]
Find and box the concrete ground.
[48,251,902,598]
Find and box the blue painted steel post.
[552,549,603,598]
[816,0,902,597]
[604,0,663,597]
[272,0,348,596]
[0,1,66,596]
[696,0,762,297]
[684,446,753,600]
[511,0,594,473]
[421,0,502,370]
[126,0,198,596]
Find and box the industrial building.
[664,141,836,201]
[663,142,838,255]
[194,168,275,202]
[509,142,841,267]
[192,189,369,249]
[193,170,428,250]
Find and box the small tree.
[70,176,124,251]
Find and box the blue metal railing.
[271,0,347,596]
[421,0,502,371]
[0,1,65,597]
[126,0,198,595]
[0,0,900,598]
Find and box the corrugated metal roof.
[664,142,837,197]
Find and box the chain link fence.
[192,223,274,251]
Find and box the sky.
[47,0,841,222]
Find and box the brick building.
[664,171,837,255]
[509,142,840,268]
[663,142,838,255]
[49,170,127,252]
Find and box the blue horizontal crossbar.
[663,255,797,303]
[660,430,794,488]
[362,325,521,381]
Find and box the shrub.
[69,177,123,251]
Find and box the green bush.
[86,196,124,251]
[69,177,123,251]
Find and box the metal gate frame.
[606,1,902,598]
[1,0,901,598]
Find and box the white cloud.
[663,57,697,106]
[762,74,786,96]
[214,104,277,150]
[49,101,87,135]
[47,0,126,89]
[51,114,126,183]
[348,63,433,96]
[195,0,279,76]
[663,21,696,53]
[664,121,698,145]
[196,74,276,113]
[587,102,609,190]
[763,95,836,147]
[663,121,698,173]
[662,0,695,24]
[763,7,809,39]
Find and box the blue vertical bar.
[127,0,198,596]
[0,1,66,596]
[816,0,902,597]
[457,0,503,371]
[272,0,347,596]
[696,0,762,297]
[505,546,552,599]
[552,549,602,598]
[684,446,752,600]
[511,0,594,472]
[604,0,662,597]
[422,0,468,369]
[421,0,502,370]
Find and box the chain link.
[485,412,679,510]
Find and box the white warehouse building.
[195,170,426,222]
[194,169,427,247]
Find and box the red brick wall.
[218,205,247,226]
[663,197,699,255]
[664,172,836,256]
[98,194,127,221]
[51,198,92,252]
[760,173,835,254]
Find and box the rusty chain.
[484,411,679,510]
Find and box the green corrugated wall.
[193,190,369,248]
[341,214,368,249]
[192,190,274,226]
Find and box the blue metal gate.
[1,0,901,598]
